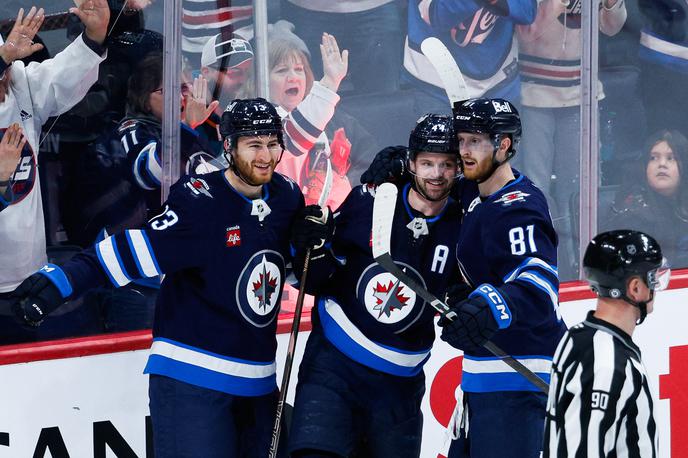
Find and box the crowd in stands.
[0,0,686,344]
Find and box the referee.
[544,230,670,457]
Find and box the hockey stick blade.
[420,37,471,104]
[269,156,334,458]
[371,184,549,393]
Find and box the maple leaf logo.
[372,279,410,318]
[252,259,278,310]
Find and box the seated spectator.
[0,123,24,212]
[63,53,219,247]
[59,54,219,334]
[0,3,108,344]
[280,0,405,95]
[608,130,688,267]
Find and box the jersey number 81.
[509,225,537,255]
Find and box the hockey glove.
[439,284,513,353]
[10,264,72,327]
[291,205,335,251]
[360,145,409,185]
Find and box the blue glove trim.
[36,264,73,299]
[469,284,512,330]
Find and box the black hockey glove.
[10,264,72,327]
[360,145,409,185]
[291,205,335,252]
[439,284,514,353]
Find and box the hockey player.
[544,230,668,457]
[287,114,464,457]
[9,98,332,457]
[359,98,566,457]
[439,98,566,457]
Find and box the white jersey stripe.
[96,237,131,287]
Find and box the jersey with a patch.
[61,170,304,396]
[456,171,566,392]
[404,0,537,102]
[306,183,462,377]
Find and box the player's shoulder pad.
[271,172,306,208]
[171,172,223,205]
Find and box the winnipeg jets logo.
[236,250,284,327]
[252,258,278,311]
[185,177,213,198]
[357,262,426,328]
[451,8,498,47]
[372,277,412,318]
[494,190,530,206]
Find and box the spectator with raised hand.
[0,1,108,342]
[266,21,380,209]
[0,123,25,212]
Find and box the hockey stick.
[372,183,549,393]
[420,37,471,104]
[268,153,333,458]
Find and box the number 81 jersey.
[456,172,566,390]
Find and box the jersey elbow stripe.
[144,338,277,396]
[319,298,431,377]
[95,237,133,287]
[515,272,559,309]
[133,153,157,191]
[125,230,162,278]
[290,109,322,139]
[504,257,558,283]
[144,143,162,186]
[284,119,315,155]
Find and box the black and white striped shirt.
[544,311,658,458]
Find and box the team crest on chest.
[236,250,284,327]
[356,262,427,330]
[494,190,530,206]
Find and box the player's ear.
[499,136,511,154]
[223,138,232,154]
[626,276,644,301]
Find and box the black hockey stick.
[371,183,549,393]
[268,150,334,458]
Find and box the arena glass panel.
[596,0,688,272]
[0,1,170,344]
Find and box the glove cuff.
[36,264,73,299]
[469,284,512,329]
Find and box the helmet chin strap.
[474,135,515,184]
[622,289,654,325]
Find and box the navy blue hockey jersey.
[455,172,566,392]
[61,170,304,396]
[305,183,462,377]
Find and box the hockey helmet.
[584,230,669,322]
[452,98,521,157]
[408,114,459,160]
[220,98,284,151]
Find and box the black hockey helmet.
[408,114,459,160]
[220,98,284,151]
[583,230,669,323]
[452,98,521,157]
